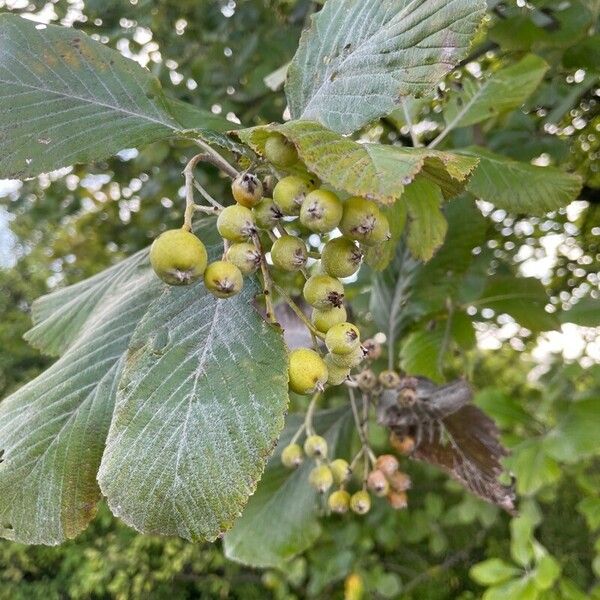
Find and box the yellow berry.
[321,237,363,278]
[217,205,256,242]
[311,306,348,333]
[203,260,244,298]
[225,242,261,275]
[328,489,351,514]
[309,464,333,494]
[350,490,371,515]
[264,132,298,168]
[299,189,343,233]
[325,322,360,355]
[330,458,351,485]
[271,235,308,271]
[304,434,328,458]
[281,443,304,468]
[303,274,344,309]
[288,348,328,395]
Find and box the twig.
[273,284,326,340]
[193,139,240,179]
[348,388,376,470]
[193,180,224,209]
[252,233,277,324]
[304,391,321,436]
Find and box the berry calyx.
[273,176,312,216]
[375,454,399,477]
[270,235,308,271]
[288,348,328,395]
[309,464,333,494]
[325,322,360,355]
[321,237,363,278]
[225,242,261,275]
[387,491,408,510]
[350,490,371,515]
[328,490,351,514]
[231,172,263,208]
[253,198,283,230]
[379,370,401,389]
[149,228,208,286]
[299,189,343,233]
[304,434,328,458]
[324,354,351,386]
[281,443,304,469]
[264,132,298,168]
[311,305,348,333]
[389,471,412,492]
[217,205,256,242]
[303,275,344,309]
[367,469,390,497]
[339,197,384,244]
[330,458,351,485]
[204,260,244,298]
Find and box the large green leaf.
[462,147,582,215]
[98,279,288,541]
[0,15,217,179]
[285,0,486,134]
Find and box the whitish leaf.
[237,121,478,204]
[224,408,353,568]
[444,55,548,128]
[285,0,486,134]
[98,279,289,541]
[462,147,582,215]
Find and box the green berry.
[324,354,351,385]
[350,490,371,515]
[327,345,365,369]
[325,322,360,355]
[309,465,333,494]
[253,198,283,229]
[231,172,263,208]
[303,274,344,309]
[304,434,328,459]
[264,132,298,168]
[339,197,383,244]
[270,235,307,271]
[281,443,304,469]
[225,242,261,275]
[365,212,391,246]
[203,260,244,298]
[367,469,389,497]
[299,189,343,233]
[330,458,351,485]
[288,348,328,395]
[217,205,256,242]
[328,489,351,514]
[273,175,311,216]
[321,237,363,278]
[150,228,207,286]
[311,306,348,333]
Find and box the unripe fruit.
[321,237,363,278]
[281,443,304,469]
[375,454,399,477]
[355,369,377,391]
[204,260,244,298]
[150,228,208,286]
[324,354,351,385]
[231,172,263,208]
[273,176,311,216]
[328,489,351,514]
[379,370,401,389]
[367,469,390,497]
[309,464,333,494]
[288,348,328,395]
[362,338,382,360]
[303,274,344,309]
[225,242,261,275]
[264,132,298,168]
[271,235,308,271]
[304,434,328,459]
[217,205,256,242]
[390,433,416,455]
[327,345,365,369]
[330,458,352,485]
[340,197,383,244]
[299,189,343,233]
[365,212,391,246]
[311,306,348,333]
[325,322,360,355]
[387,490,408,510]
[350,490,371,515]
[389,471,412,492]
[253,198,283,230]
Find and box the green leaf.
[533,554,561,591]
[223,408,353,568]
[470,558,522,586]
[0,15,199,179]
[462,147,582,215]
[444,55,548,128]
[236,121,479,204]
[510,499,542,567]
[559,297,600,327]
[563,34,600,70]
[482,575,539,600]
[98,279,289,541]
[505,439,561,496]
[577,497,600,531]
[474,388,530,429]
[285,0,486,134]
[400,328,446,382]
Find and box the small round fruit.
[225,242,261,275]
[355,369,377,391]
[311,306,348,333]
[150,228,208,286]
[321,237,363,278]
[390,433,416,455]
[379,370,401,389]
[387,490,408,510]
[299,189,343,233]
[273,176,311,216]
[288,349,328,395]
[309,465,333,494]
[327,345,365,369]
[264,132,298,168]
[350,490,371,515]
[324,355,351,385]
[231,172,263,208]
[367,469,389,497]
[362,338,382,360]
[204,260,244,298]
[271,235,308,271]
[304,434,328,459]
[325,322,360,355]
[339,197,383,244]
[217,205,256,242]
[389,471,412,492]
[303,275,344,309]
[281,443,304,469]
[253,198,283,229]
[365,212,391,246]
[330,458,351,485]
[375,454,399,477]
[328,489,351,514]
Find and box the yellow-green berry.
[217,205,256,242]
[330,458,352,485]
[225,242,261,275]
[364,212,391,246]
[253,198,283,230]
[288,348,328,395]
[325,322,360,355]
[350,490,371,515]
[321,237,363,278]
[304,434,328,459]
[328,489,351,514]
[271,235,308,271]
[273,176,311,216]
[303,274,344,309]
[203,260,244,298]
[264,132,298,168]
[327,345,365,369]
[311,305,348,333]
[324,354,351,386]
[299,189,343,233]
[309,464,333,494]
[339,197,383,244]
[281,443,304,469]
